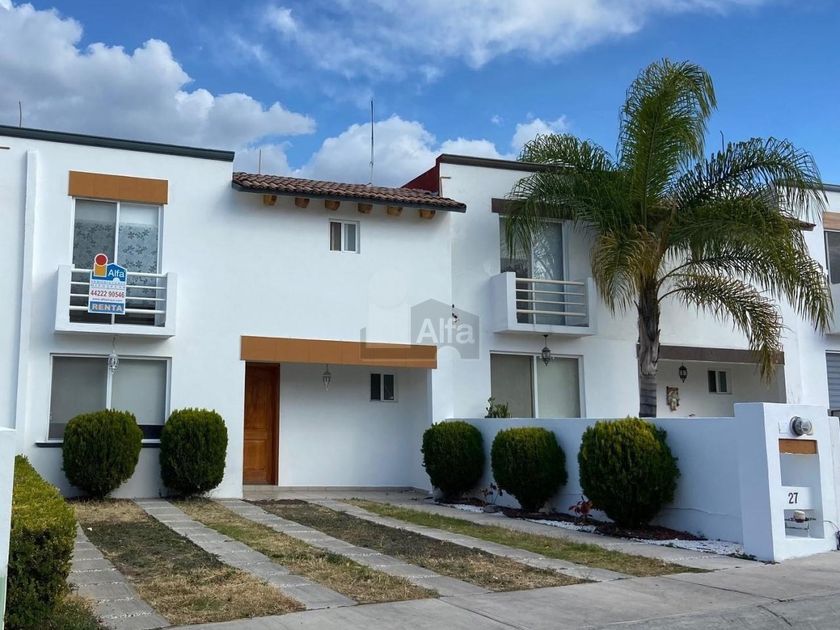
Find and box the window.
[708,370,730,394]
[827,353,840,409]
[490,353,580,417]
[330,220,359,253]
[49,356,169,440]
[826,231,840,284]
[370,373,396,401]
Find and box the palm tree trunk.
[637,285,661,418]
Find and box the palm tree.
[505,59,831,417]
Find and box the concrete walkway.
[245,487,754,571]
[70,526,169,630]
[217,499,488,596]
[135,499,355,610]
[169,551,840,629]
[313,498,627,582]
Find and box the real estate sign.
[88,253,127,315]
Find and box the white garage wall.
[278,364,431,488]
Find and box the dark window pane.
[383,374,395,401]
[140,425,163,440]
[370,373,381,400]
[330,221,342,251]
[719,371,728,393]
[827,231,840,284]
[708,370,717,393]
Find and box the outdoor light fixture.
[790,416,814,436]
[541,335,552,366]
[678,364,688,383]
[322,365,332,391]
[107,337,119,373]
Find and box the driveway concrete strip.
[217,498,489,597]
[134,499,355,610]
[70,526,170,630]
[316,498,627,583]
[364,496,756,571]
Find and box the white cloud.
[295,114,568,187]
[0,2,314,166]
[257,0,768,81]
[511,116,569,153]
[490,114,503,126]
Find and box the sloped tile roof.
[232,172,466,211]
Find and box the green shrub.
[578,417,680,527]
[62,409,142,498]
[160,408,228,496]
[6,456,76,630]
[421,421,484,499]
[491,427,567,512]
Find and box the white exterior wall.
[2,132,453,497]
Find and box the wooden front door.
[243,364,279,484]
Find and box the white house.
[2,125,840,498]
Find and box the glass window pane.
[826,232,840,284]
[344,223,357,252]
[499,217,531,277]
[490,354,534,417]
[383,374,395,401]
[370,373,381,400]
[719,371,728,393]
[112,359,167,439]
[708,370,717,393]
[73,200,116,268]
[118,203,159,273]
[330,221,342,251]
[49,357,107,439]
[531,222,563,280]
[536,358,580,417]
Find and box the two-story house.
[2,125,839,498]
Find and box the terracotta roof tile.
[232,172,466,211]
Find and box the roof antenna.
[18,101,22,127]
[368,99,374,186]
[720,130,725,152]
[258,148,262,174]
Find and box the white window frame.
[490,351,585,417]
[70,197,164,271]
[708,369,731,395]
[499,217,569,281]
[329,219,360,254]
[370,372,397,402]
[47,353,172,442]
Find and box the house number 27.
[787,491,799,505]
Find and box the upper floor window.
[330,220,359,253]
[73,199,161,273]
[826,231,840,284]
[499,217,563,280]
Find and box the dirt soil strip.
[176,498,433,604]
[253,499,583,592]
[135,499,355,610]
[317,499,628,583]
[217,499,489,597]
[74,500,300,627]
[70,526,170,630]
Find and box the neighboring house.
[1,125,839,497]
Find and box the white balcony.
[55,265,177,337]
[491,272,596,336]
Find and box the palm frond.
[591,228,659,311]
[618,58,717,222]
[664,273,783,378]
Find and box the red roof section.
[232,172,465,211]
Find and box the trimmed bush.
[421,421,484,499]
[160,408,228,496]
[578,417,680,527]
[6,456,76,630]
[62,409,142,498]
[491,427,567,512]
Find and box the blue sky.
[0,0,838,186]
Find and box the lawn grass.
[348,499,700,577]
[74,500,302,626]
[255,500,582,591]
[176,499,433,604]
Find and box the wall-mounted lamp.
[108,336,119,373]
[790,416,814,436]
[322,365,332,391]
[678,364,687,383]
[541,335,552,366]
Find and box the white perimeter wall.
[453,417,743,542]
[278,364,430,488]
